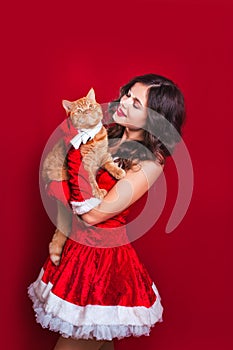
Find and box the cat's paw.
[103,162,126,180]
[93,188,108,199]
[113,168,126,179]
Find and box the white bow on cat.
[70,121,103,149]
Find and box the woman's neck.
[108,126,144,155]
[122,127,144,142]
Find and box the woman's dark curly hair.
[106,73,186,169]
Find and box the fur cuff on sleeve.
[70,197,102,215]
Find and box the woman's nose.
[121,96,132,109]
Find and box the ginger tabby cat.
[43,88,125,265]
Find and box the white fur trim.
[28,269,164,340]
[70,198,102,215]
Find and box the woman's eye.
[126,91,131,97]
[133,103,140,110]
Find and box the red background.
[1,0,233,349]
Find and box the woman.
[28,73,186,350]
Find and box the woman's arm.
[81,160,164,226]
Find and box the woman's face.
[113,82,149,130]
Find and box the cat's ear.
[62,100,73,114]
[86,88,96,102]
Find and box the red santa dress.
[28,122,164,341]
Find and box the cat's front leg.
[102,156,126,180]
[83,160,107,199]
[88,169,107,199]
[92,186,107,199]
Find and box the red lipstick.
[116,107,126,117]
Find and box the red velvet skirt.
[28,236,164,340]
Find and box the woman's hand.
[81,160,164,226]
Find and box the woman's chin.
[113,113,143,130]
[113,112,129,126]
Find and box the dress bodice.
[69,167,130,248]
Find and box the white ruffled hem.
[28,280,163,340]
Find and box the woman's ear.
[86,88,96,102]
[62,100,73,114]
